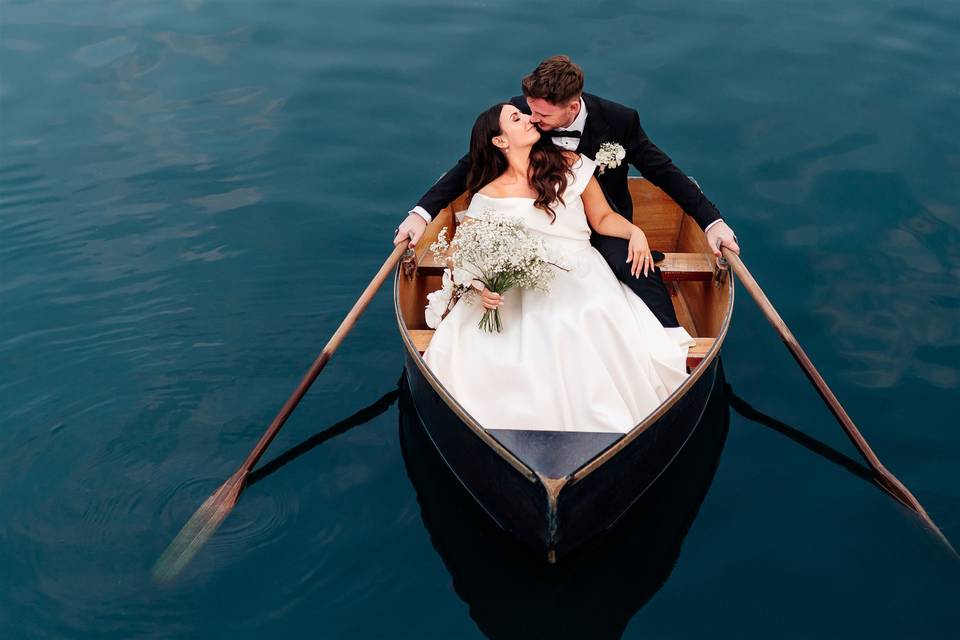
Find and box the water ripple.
[158,477,300,564]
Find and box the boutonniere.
[595,141,626,175]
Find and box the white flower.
[429,228,450,255]
[426,288,450,315]
[595,141,626,175]
[424,287,452,328]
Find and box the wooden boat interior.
[396,178,733,480]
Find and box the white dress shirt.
[410,97,722,231]
[548,97,588,151]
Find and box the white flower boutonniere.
[595,141,626,175]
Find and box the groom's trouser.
[590,233,681,328]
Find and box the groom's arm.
[410,153,471,222]
[625,111,722,230]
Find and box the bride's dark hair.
[465,102,571,220]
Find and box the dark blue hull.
[403,350,725,561]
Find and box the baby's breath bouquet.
[427,211,562,333]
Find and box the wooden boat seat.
[417,251,715,282]
[409,329,715,369]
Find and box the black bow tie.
[541,128,582,139]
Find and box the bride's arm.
[581,177,654,277]
[582,177,634,238]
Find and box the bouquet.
[425,211,561,333]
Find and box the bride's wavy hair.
[465,102,571,221]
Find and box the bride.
[423,102,694,434]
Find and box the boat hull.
[404,349,724,561]
[398,363,729,634]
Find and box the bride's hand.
[626,228,653,278]
[478,284,503,310]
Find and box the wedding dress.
[424,155,694,434]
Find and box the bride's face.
[494,104,540,151]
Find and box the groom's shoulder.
[584,93,637,121]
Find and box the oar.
[153,241,411,583]
[720,247,953,549]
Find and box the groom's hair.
[521,55,584,105]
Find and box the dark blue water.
[2,1,958,637]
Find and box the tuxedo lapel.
[577,94,611,160]
[575,94,624,215]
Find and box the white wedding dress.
[424,155,694,434]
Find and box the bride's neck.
[502,147,531,184]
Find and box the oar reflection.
[246,387,400,487]
[725,385,873,483]
[726,384,956,557]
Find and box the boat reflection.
[398,367,731,640]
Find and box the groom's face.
[526,96,580,131]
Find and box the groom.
[394,55,740,328]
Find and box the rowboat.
[394,178,735,562]
[397,367,729,635]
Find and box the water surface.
[1,1,958,637]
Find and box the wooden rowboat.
[394,178,735,562]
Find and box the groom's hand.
[393,213,427,248]
[705,220,740,258]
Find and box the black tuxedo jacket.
[414,93,721,229]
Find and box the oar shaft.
[721,251,882,463]
[240,242,409,474]
[154,242,414,581]
[720,248,931,519]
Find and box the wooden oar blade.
[151,471,246,584]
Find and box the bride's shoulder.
[564,153,596,196]
[561,150,580,167]
[475,176,508,198]
[475,186,501,198]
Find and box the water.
[1,0,958,637]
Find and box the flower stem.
[479,308,503,333]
